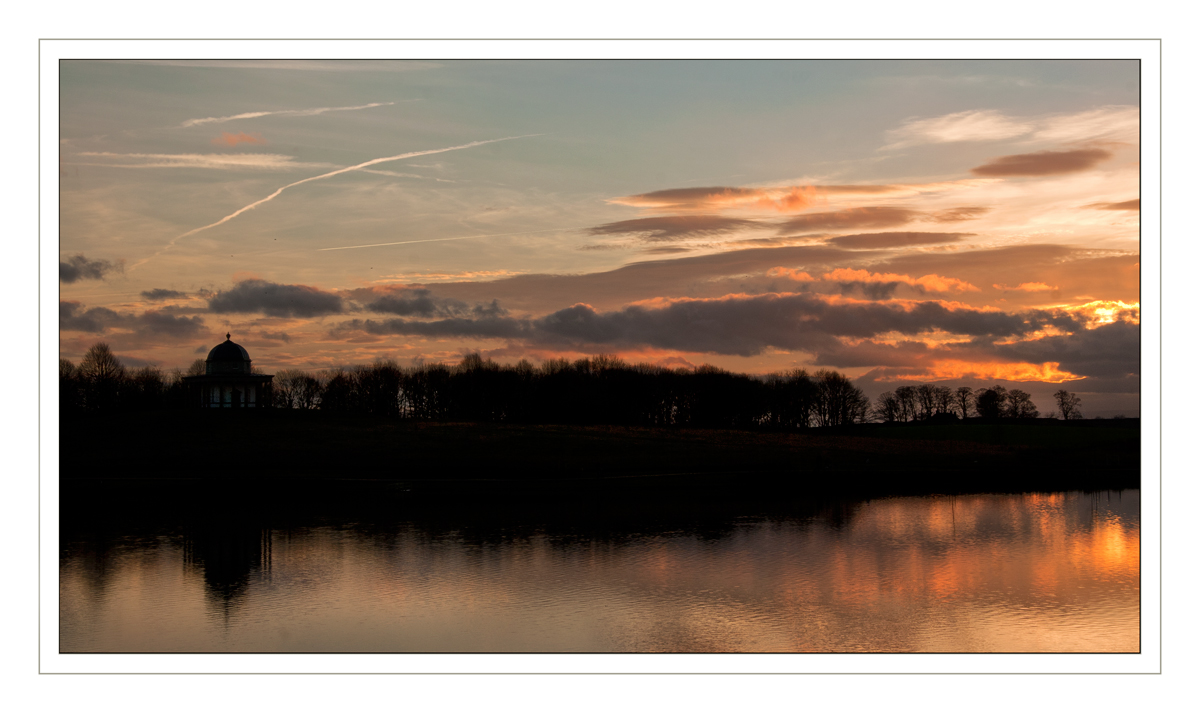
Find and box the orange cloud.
[212,132,267,147]
[1086,198,1140,211]
[607,185,901,213]
[587,215,761,241]
[883,360,1084,383]
[928,206,991,222]
[1062,300,1140,329]
[993,282,1057,292]
[779,206,918,233]
[970,148,1112,177]
[826,232,972,250]
[376,269,524,283]
[823,268,980,294]
[766,267,815,282]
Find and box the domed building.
[182,334,274,408]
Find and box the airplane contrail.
[129,135,540,271]
[318,226,585,251]
[180,101,400,128]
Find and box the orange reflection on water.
[60,491,1139,653]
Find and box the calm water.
[60,484,1139,653]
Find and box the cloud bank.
[207,279,344,318]
[970,149,1112,177]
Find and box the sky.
[58,59,1141,416]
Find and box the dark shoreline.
[60,410,1140,500]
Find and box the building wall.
[203,383,260,408]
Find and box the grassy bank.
[58,411,1140,498]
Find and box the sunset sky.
[58,59,1141,415]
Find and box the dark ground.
[59,411,1140,500]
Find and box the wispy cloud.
[132,135,540,269]
[212,132,266,147]
[882,105,1139,150]
[1086,199,1140,211]
[826,232,972,250]
[608,185,902,213]
[587,215,762,242]
[994,282,1058,292]
[108,60,441,73]
[883,110,1030,150]
[180,101,398,128]
[72,152,331,171]
[778,206,919,234]
[319,225,571,252]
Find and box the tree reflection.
[183,518,271,612]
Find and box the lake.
[59,482,1138,653]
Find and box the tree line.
[871,383,1081,422]
[60,341,1084,426]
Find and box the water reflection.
[60,483,1138,653]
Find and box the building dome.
[205,333,252,375]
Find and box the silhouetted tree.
[355,360,403,417]
[60,358,80,413]
[894,385,918,422]
[1053,389,1083,420]
[1006,389,1039,419]
[77,342,125,410]
[126,365,166,411]
[954,386,974,419]
[915,384,937,420]
[401,363,452,419]
[185,358,206,376]
[318,369,355,414]
[873,391,901,423]
[274,369,322,409]
[812,370,869,427]
[763,369,817,429]
[974,386,1008,419]
[933,385,954,415]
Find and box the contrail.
[318,227,585,251]
[130,135,540,271]
[180,101,400,128]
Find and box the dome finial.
[226,332,231,341]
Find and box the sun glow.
[884,359,1084,383]
[1063,300,1140,328]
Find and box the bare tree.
[813,370,869,427]
[954,386,974,419]
[873,391,901,423]
[894,385,918,422]
[933,385,954,415]
[295,373,322,409]
[915,384,936,420]
[273,369,305,408]
[1053,389,1083,420]
[60,358,80,412]
[185,358,206,377]
[128,365,165,409]
[1006,389,1039,419]
[78,342,125,382]
[77,342,125,410]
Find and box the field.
[59,411,1140,499]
